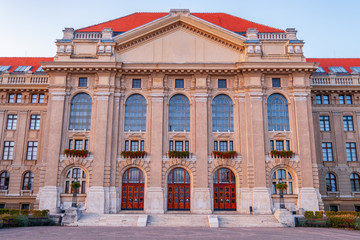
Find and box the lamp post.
[279,178,285,209]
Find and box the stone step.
[147,214,209,227]
[78,213,147,227]
[217,215,283,227]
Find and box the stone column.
[86,91,110,213]
[248,92,272,214]
[193,92,211,214]
[145,88,165,213]
[38,91,66,213]
[294,93,320,211]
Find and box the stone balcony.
[311,73,360,86]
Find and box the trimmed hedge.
[0,209,52,228]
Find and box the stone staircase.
[77,213,283,227]
[147,214,209,227]
[216,214,283,227]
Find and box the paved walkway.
[0,226,359,240]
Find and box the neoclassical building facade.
[1,9,358,214]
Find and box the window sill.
[20,190,33,196]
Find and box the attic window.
[14,66,32,72]
[0,66,11,72]
[315,67,326,73]
[36,67,44,72]
[350,67,360,73]
[328,67,347,73]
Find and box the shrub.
[355,218,360,230]
[32,209,49,218]
[0,209,10,215]
[325,211,336,218]
[212,151,237,159]
[20,209,30,216]
[9,209,20,215]
[15,215,29,227]
[41,210,49,217]
[304,211,315,219]
[337,211,357,216]
[315,211,324,219]
[168,151,190,158]
[329,214,357,228]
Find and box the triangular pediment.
[114,13,246,63]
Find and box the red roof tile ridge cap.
[76,12,140,32]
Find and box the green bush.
[336,211,357,216]
[15,215,29,227]
[20,209,30,216]
[355,219,360,230]
[329,214,357,228]
[304,211,315,219]
[0,209,10,215]
[325,211,336,218]
[9,209,19,215]
[32,209,49,218]
[315,211,324,219]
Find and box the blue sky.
[0,0,359,58]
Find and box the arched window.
[69,93,92,130]
[267,94,289,131]
[350,173,360,192]
[64,167,86,194]
[168,168,190,184]
[213,168,235,184]
[122,168,145,184]
[124,94,147,131]
[271,169,293,194]
[326,173,337,192]
[168,95,190,132]
[212,95,234,132]
[22,172,34,190]
[0,171,10,190]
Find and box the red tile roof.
[0,57,53,73]
[76,12,284,33]
[307,58,360,74]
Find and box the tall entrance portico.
[213,168,236,210]
[167,168,191,210]
[121,168,145,210]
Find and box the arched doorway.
[167,168,190,210]
[213,168,236,210]
[121,168,145,210]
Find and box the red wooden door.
[121,168,145,210]
[213,168,236,210]
[167,168,190,210]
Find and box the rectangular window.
[69,140,73,150]
[329,205,338,212]
[30,115,40,130]
[214,141,218,151]
[219,141,227,152]
[276,140,284,151]
[31,94,38,103]
[125,140,129,151]
[323,95,330,104]
[132,79,141,88]
[346,142,357,162]
[229,141,233,151]
[3,141,14,160]
[131,141,139,151]
[26,141,38,160]
[272,78,281,88]
[343,116,354,131]
[346,95,353,104]
[8,94,15,103]
[75,140,83,150]
[316,95,322,104]
[169,141,173,151]
[6,115,17,130]
[140,140,144,151]
[79,77,87,87]
[322,142,333,161]
[185,141,189,151]
[286,140,290,151]
[16,94,22,103]
[320,116,330,131]
[38,94,45,103]
[175,79,184,88]
[0,203,5,209]
[218,79,227,88]
[270,140,274,151]
[175,141,183,151]
[21,204,30,210]
[84,140,89,150]
[339,95,345,104]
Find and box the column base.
[252,187,272,214]
[38,186,58,213]
[274,209,295,227]
[192,188,212,214]
[298,187,320,212]
[86,186,105,214]
[108,187,117,214]
[145,187,164,214]
[238,188,251,214]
